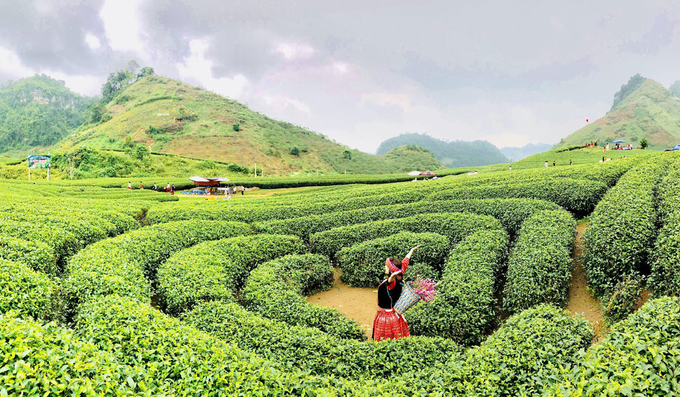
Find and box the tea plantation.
[2,152,680,395]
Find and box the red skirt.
[372,308,410,341]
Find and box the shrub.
[602,273,645,324]
[258,198,559,241]
[427,178,608,216]
[584,160,667,296]
[309,212,501,259]
[184,300,463,379]
[502,210,576,313]
[0,260,57,320]
[0,312,139,395]
[423,305,593,396]
[62,220,252,321]
[241,254,366,340]
[0,235,57,275]
[337,232,450,287]
[546,297,680,396]
[406,229,509,345]
[157,234,306,315]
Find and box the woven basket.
[394,282,421,315]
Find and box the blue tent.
[673,144,680,151]
[613,140,626,143]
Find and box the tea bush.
[258,198,559,241]
[337,232,450,287]
[0,312,140,395]
[546,297,680,396]
[242,254,366,340]
[0,260,57,320]
[157,234,306,315]
[63,220,252,320]
[310,212,501,259]
[185,300,462,379]
[406,229,509,345]
[502,210,576,313]
[427,178,608,216]
[419,305,593,396]
[0,235,57,274]
[584,160,667,296]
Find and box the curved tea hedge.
[546,297,680,396]
[406,229,509,345]
[502,210,576,313]
[584,160,667,297]
[337,232,450,287]
[426,178,607,216]
[650,161,680,297]
[62,220,253,320]
[0,260,57,320]
[0,235,57,274]
[0,312,139,395]
[310,212,501,259]
[417,305,594,396]
[184,300,462,379]
[157,234,307,315]
[242,254,365,340]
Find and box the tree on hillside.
[640,137,649,149]
[670,81,680,98]
[611,74,645,111]
[137,67,155,79]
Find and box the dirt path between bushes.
[307,268,377,339]
[565,222,608,341]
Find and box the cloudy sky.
[1,0,679,152]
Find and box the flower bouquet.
[393,275,439,315]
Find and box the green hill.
[0,75,94,154]
[556,76,680,149]
[65,75,437,175]
[376,133,509,167]
[383,145,442,172]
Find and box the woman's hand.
[388,271,402,283]
[406,245,421,258]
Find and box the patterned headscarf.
[386,257,403,274]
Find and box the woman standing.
[372,245,420,341]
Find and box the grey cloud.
[0,0,107,74]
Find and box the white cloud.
[176,38,249,99]
[332,62,349,75]
[0,46,101,96]
[360,92,411,112]
[0,46,33,77]
[275,42,315,60]
[85,33,101,50]
[100,0,145,57]
[262,94,311,114]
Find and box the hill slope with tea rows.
[1,152,680,395]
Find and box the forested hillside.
[0,75,94,154]
[556,76,680,149]
[376,133,509,167]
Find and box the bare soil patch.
[307,268,377,338]
[566,222,607,341]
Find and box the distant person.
[509,166,512,171]
[152,183,157,191]
[166,183,170,193]
[602,156,605,163]
[241,186,245,196]
[128,181,132,190]
[140,181,143,190]
[171,184,175,195]
[553,161,556,167]
[544,161,548,168]
[569,159,572,166]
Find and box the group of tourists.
[127,181,175,194]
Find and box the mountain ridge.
[376,133,509,167]
[556,77,680,149]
